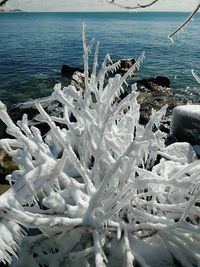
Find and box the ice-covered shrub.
[0,24,200,267]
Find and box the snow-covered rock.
[160,142,198,163]
[171,105,200,145]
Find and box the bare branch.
[168,3,200,40]
[105,0,159,10]
[191,69,200,84]
[0,0,8,6]
[137,0,159,8]
[106,0,200,40]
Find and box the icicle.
[93,230,106,267]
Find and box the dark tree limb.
[168,3,200,40]
[105,0,159,10]
[0,0,8,6]
[137,0,159,8]
[106,0,200,39]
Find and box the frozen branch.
[168,3,200,41]
[192,69,200,84]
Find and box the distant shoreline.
[0,9,23,12]
[0,11,196,14]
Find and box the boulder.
[161,142,198,163]
[68,59,136,90]
[9,103,39,122]
[137,76,171,93]
[137,92,187,125]
[61,64,84,77]
[71,71,85,90]
[113,58,136,74]
[0,98,56,139]
[1,94,78,140]
[61,58,136,81]
[164,134,177,146]
[152,143,197,181]
[171,105,200,145]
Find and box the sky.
[8,0,200,12]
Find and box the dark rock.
[1,94,79,140]
[153,76,170,88]
[113,58,136,74]
[71,71,85,90]
[159,119,171,134]
[61,64,84,77]
[0,121,6,139]
[1,100,53,139]
[61,58,136,83]
[61,58,136,89]
[9,104,38,122]
[137,92,188,125]
[137,76,171,93]
[165,134,177,146]
[0,104,40,139]
[9,105,50,137]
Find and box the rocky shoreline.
[0,60,200,194]
[0,69,195,140]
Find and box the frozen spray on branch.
[0,24,200,267]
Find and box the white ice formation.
[0,24,200,267]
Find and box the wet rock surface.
[0,75,188,137]
[137,91,188,125]
[2,98,53,138]
[113,58,136,74]
[61,58,136,78]
[136,75,171,93]
[1,72,200,197]
[0,71,198,152]
[61,64,84,77]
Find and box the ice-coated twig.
[168,3,200,41]
[93,230,107,267]
[159,232,194,267]
[192,69,200,84]
[123,226,135,267]
[1,208,83,229]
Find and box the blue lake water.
[0,12,200,106]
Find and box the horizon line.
[1,10,196,13]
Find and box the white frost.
[0,24,200,267]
